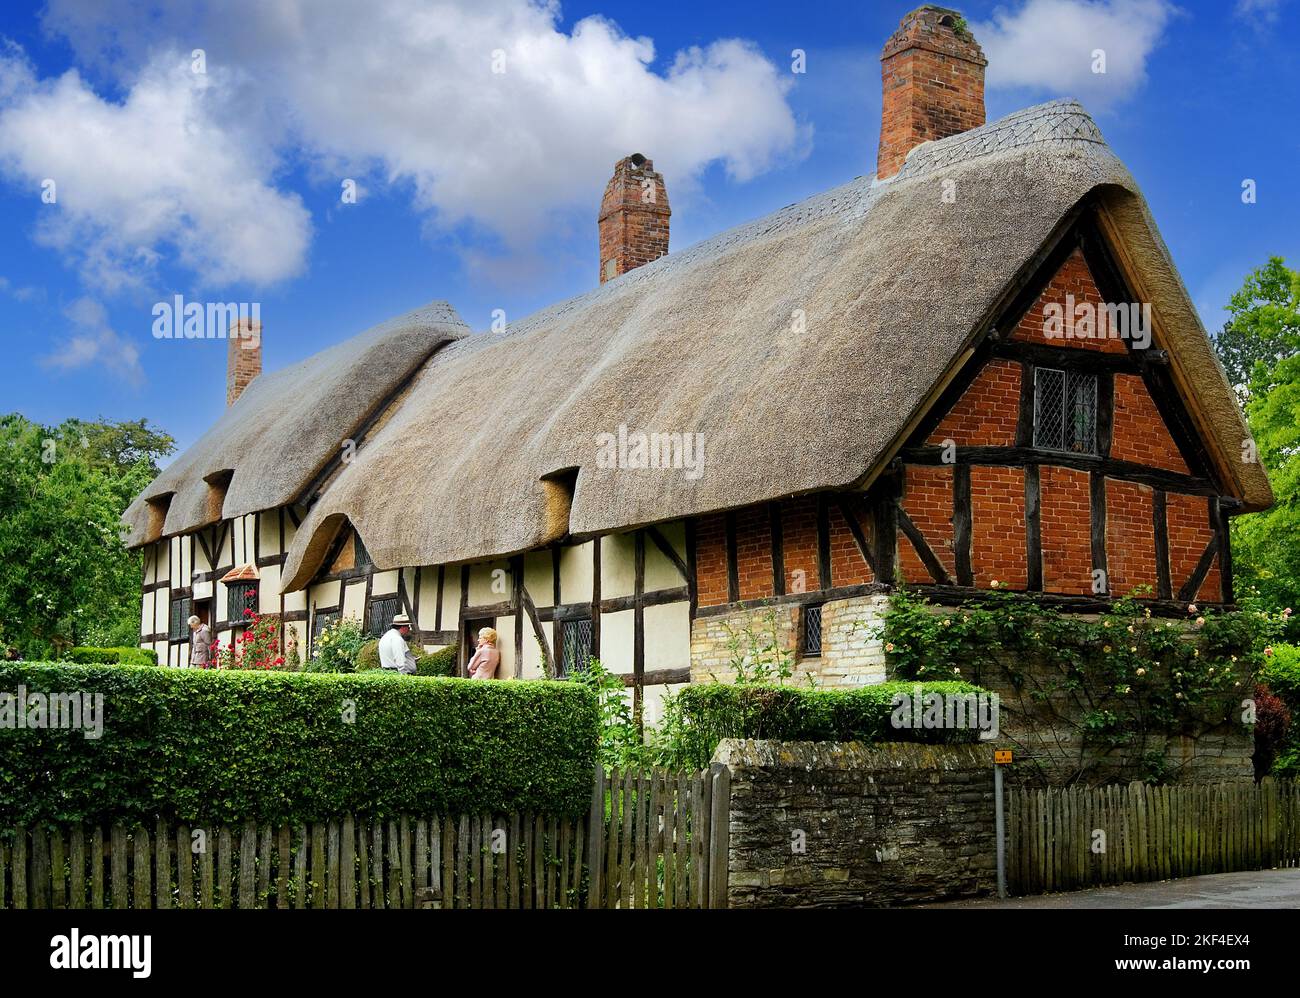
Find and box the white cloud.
[0,46,311,291]
[973,0,1177,109]
[39,296,145,387]
[1235,0,1284,24]
[6,0,805,291]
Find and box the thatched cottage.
[124,6,1270,725]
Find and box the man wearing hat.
[379,613,418,675]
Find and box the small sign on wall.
[995,749,1013,765]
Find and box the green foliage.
[0,661,598,826]
[0,413,174,659]
[356,639,380,672]
[213,610,290,671]
[658,680,990,770]
[718,609,796,685]
[305,616,368,673]
[416,644,458,677]
[881,588,1284,781]
[1260,643,1300,777]
[1214,256,1300,403]
[64,646,158,666]
[1214,257,1300,614]
[566,658,646,769]
[352,639,457,676]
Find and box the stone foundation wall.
[715,739,996,908]
[689,594,889,688]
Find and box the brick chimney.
[877,6,987,180]
[598,153,670,284]
[226,318,262,406]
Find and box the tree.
[1215,256,1300,404]
[1213,258,1300,614]
[0,413,174,658]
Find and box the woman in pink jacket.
[466,627,501,680]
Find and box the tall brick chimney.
[877,6,987,180]
[598,153,670,284]
[226,318,262,406]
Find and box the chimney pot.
[598,154,670,284]
[876,5,987,180]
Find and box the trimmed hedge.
[356,641,457,676]
[669,681,994,769]
[0,662,597,826]
[418,645,458,677]
[64,646,158,666]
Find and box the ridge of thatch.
[276,100,1269,588]
[122,99,1269,585]
[121,301,468,546]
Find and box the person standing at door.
[188,615,213,668]
[467,627,500,680]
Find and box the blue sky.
[0,0,1296,455]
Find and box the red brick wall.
[926,359,1020,447]
[900,465,954,584]
[695,514,728,607]
[781,496,821,594]
[1040,466,1092,594]
[828,503,875,588]
[1105,480,1156,596]
[735,505,774,601]
[1167,492,1221,602]
[1012,249,1128,353]
[970,466,1027,589]
[1112,374,1189,473]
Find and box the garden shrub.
[1261,643,1300,777]
[356,639,380,671]
[659,680,991,770]
[305,617,368,673]
[64,646,158,666]
[0,662,598,826]
[417,645,458,677]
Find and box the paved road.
[919,868,1300,908]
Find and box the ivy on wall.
[880,587,1287,783]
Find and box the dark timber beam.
[1153,490,1172,600]
[895,502,951,585]
[902,445,1217,497]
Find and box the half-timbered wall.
[141,511,693,725]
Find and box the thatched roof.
[121,302,468,546]
[124,99,1272,587]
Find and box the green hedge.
[668,681,994,768]
[64,646,158,666]
[417,645,458,677]
[0,662,597,826]
[356,641,457,676]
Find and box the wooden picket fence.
[1008,778,1300,895]
[0,764,729,909]
[586,763,729,909]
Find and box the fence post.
[586,764,605,909]
[708,762,730,910]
